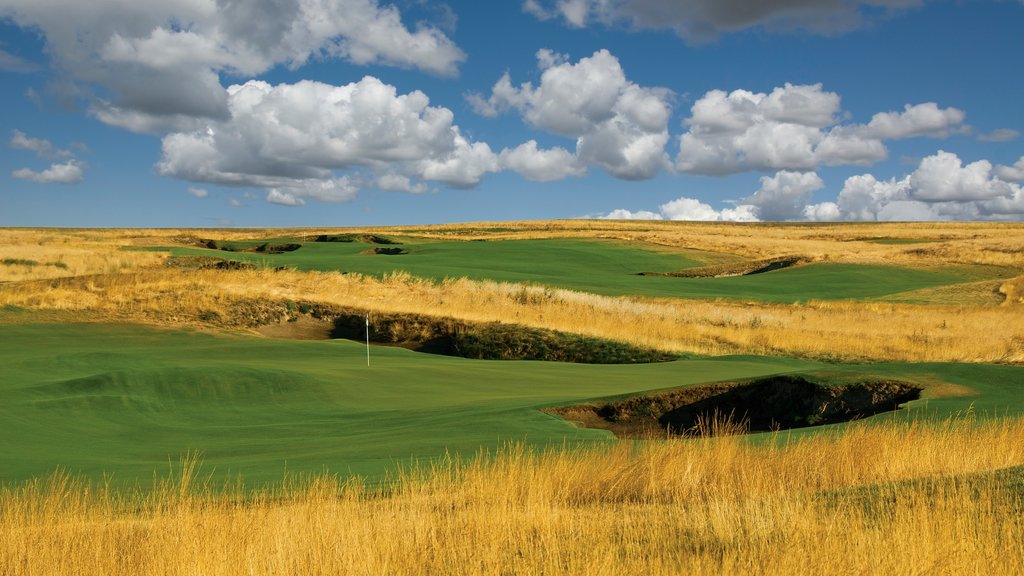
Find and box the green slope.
[149,237,974,302]
[3,323,1022,486]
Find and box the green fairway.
[151,237,976,302]
[3,323,1022,486]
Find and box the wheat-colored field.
[2,416,1022,575]
[2,222,1022,362]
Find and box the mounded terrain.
[2,221,1024,574]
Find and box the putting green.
[3,323,1021,486]
[149,237,976,302]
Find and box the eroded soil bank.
[549,375,922,437]
[255,304,676,364]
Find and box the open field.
[3,417,1024,575]
[2,221,1023,574]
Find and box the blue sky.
[1,0,1022,227]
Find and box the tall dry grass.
[0,229,165,282]
[2,222,1022,362]
[3,267,1022,362]
[3,416,1023,575]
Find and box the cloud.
[996,156,1024,183]
[801,201,840,221]
[603,195,760,222]
[266,178,357,206]
[908,150,1016,202]
[857,103,967,139]
[821,151,1023,220]
[499,140,585,181]
[2,0,465,132]
[601,208,663,220]
[606,151,1024,223]
[742,170,825,221]
[523,0,923,41]
[375,174,428,193]
[677,84,966,175]
[158,77,499,203]
[12,160,86,184]
[979,129,1020,142]
[0,49,39,72]
[469,49,672,180]
[187,187,209,198]
[9,130,73,159]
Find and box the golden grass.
[0,229,165,282]
[1,222,1022,363]
[3,266,1022,363]
[3,416,1023,575]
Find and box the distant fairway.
[3,323,1022,486]
[151,236,977,302]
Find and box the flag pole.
[365,315,370,367]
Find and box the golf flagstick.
[365,315,370,367]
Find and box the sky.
[1,0,1023,227]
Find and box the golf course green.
[150,236,981,302]
[3,322,1021,486]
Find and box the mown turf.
[149,237,976,302]
[3,323,1022,486]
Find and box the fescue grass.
[3,266,1020,363]
[2,416,1023,575]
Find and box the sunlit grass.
[3,416,1022,575]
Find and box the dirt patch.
[165,256,257,271]
[640,256,810,278]
[200,240,302,254]
[315,234,400,245]
[361,247,409,255]
[253,305,674,364]
[548,375,922,438]
[329,312,675,363]
[256,316,335,340]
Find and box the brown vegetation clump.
[2,417,1023,575]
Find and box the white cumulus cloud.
[10,129,73,159]
[157,77,500,203]
[677,84,966,175]
[499,140,585,181]
[908,150,1015,202]
[375,174,427,193]
[603,195,760,222]
[1,0,465,132]
[995,156,1024,183]
[12,160,86,184]
[825,151,1023,220]
[469,49,672,180]
[601,208,664,220]
[742,171,825,221]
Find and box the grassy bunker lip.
[548,375,923,437]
